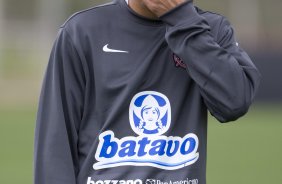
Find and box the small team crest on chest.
[129,91,171,136]
[173,53,187,69]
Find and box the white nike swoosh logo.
[103,44,129,53]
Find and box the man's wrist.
[159,0,201,26]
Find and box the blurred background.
[0,0,281,183]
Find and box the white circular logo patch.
[129,91,171,136]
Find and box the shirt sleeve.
[160,1,261,122]
[34,27,86,184]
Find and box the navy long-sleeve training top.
[34,0,261,184]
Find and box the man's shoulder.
[196,7,223,18]
[61,1,118,30]
[196,7,231,35]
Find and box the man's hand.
[142,0,187,17]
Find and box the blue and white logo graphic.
[93,91,199,170]
[129,91,171,136]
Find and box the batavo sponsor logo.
[93,91,199,170]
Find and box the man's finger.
[142,0,186,17]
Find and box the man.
[34,0,261,184]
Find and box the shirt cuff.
[160,1,203,26]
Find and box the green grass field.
[207,104,282,184]
[0,104,281,184]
